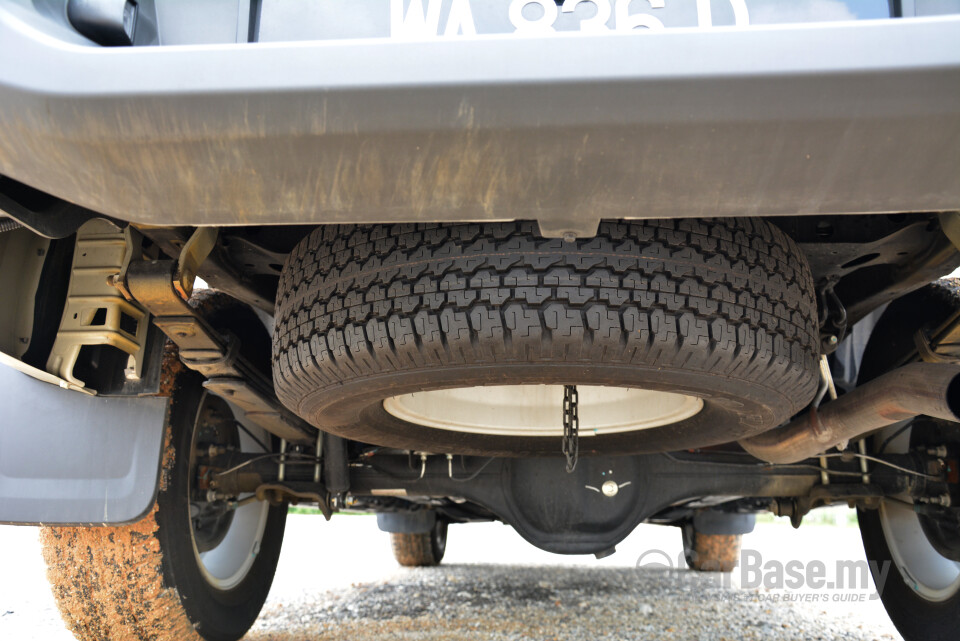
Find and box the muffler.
[739,362,960,464]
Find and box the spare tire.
[273,219,818,456]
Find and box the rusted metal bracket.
[255,483,332,519]
[175,227,218,299]
[124,257,314,443]
[915,313,960,364]
[773,484,886,528]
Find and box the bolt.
[926,446,949,458]
[562,231,577,243]
[601,480,619,497]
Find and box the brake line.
[819,452,942,481]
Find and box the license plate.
[258,0,892,42]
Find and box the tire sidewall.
[155,371,287,641]
[856,281,960,641]
[302,361,788,457]
[858,506,960,641]
[431,519,448,563]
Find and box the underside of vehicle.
[1,2,960,641]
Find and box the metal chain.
[562,384,579,473]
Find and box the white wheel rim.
[190,396,271,591]
[193,500,269,591]
[876,424,960,602]
[383,385,703,436]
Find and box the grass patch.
[756,509,858,528]
[287,505,325,515]
[287,505,373,516]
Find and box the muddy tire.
[682,526,742,572]
[273,219,819,456]
[40,299,286,641]
[391,520,448,567]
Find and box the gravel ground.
[1,512,903,641]
[249,564,896,641]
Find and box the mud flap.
[0,364,168,524]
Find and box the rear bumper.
[1,10,959,236]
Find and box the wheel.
[40,297,286,641]
[391,519,448,567]
[273,219,819,456]
[681,524,742,572]
[856,280,960,641]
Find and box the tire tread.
[273,220,819,416]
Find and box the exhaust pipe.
[739,362,960,464]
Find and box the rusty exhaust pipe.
[739,362,960,464]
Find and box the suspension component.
[119,229,314,443]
